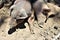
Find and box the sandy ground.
[0,7,60,40]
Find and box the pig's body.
[33,1,43,21]
[33,0,50,21]
[10,0,31,19]
[33,1,60,23]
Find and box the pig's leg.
[28,10,35,34]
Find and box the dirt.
[0,5,60,40]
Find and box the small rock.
[54,26,58,30]
[45,38,48,40]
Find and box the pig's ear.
[10,5,15,10]
[9,5,15,16]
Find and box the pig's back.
[14,1,31,13]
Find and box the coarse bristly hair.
[10,0,32,20]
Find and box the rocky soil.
[0,7,60,40]
[0,0,60,40]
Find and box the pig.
[3,0,15,7]
[0,0,4,9]
[46,3,60,18]
[10,0,34,34]
[44,0,60,7]
[39,3,60,23]
[33,0,50,23]
[0,0,15,8]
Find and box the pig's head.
[42,3,60,22]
